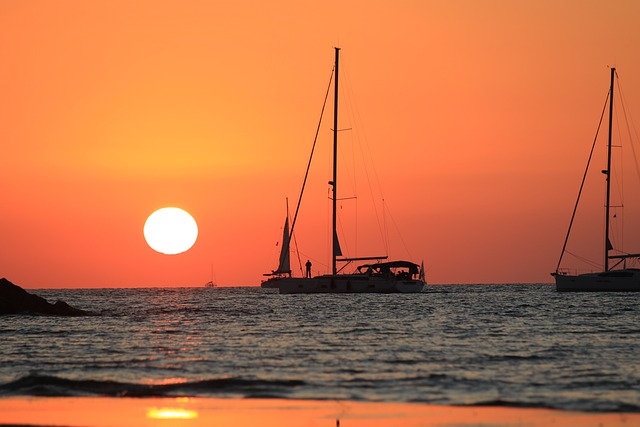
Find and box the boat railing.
[555,268,576,276]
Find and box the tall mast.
[604,67,615,271]
[331,47,340,275]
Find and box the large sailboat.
[262,48,426,294]
[553,68,640,292]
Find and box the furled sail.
[275,216,292,275]
[333,231,342,257]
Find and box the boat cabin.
[357,261,421,280]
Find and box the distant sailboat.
[552,68,640,292]
[261,48,426,294]
[204,264,217,288]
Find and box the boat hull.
[554,270,640,292]
[262,275,425,294]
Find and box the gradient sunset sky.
[2,1,640,288]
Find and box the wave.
[2,374,640,413]
[0,375,305,398]
[465,399,640,413]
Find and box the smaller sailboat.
[261,48,426,294]
[552,68,640,292]
[204,264,217,288]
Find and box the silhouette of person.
[305,260,312,278]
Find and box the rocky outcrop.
[0,278,93,316]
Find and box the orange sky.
[2,1,640,288]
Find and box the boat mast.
[331,47,340,275]
[604,67,615,272]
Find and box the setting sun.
[143,207,198,255]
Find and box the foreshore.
[1,397,638,427]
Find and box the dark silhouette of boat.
[553,68,640,291]
[261,49,426,294]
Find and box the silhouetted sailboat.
[204,264,217,288]
[261,48,426,294]
[553,68,640,292]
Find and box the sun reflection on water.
[146,407,198,420]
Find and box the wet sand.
[1,397,638,427]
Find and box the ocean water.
[0,284,638,412]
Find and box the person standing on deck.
[305,260,312,278]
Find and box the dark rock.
[0,277,93,316]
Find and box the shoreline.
[1,397,638,427]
